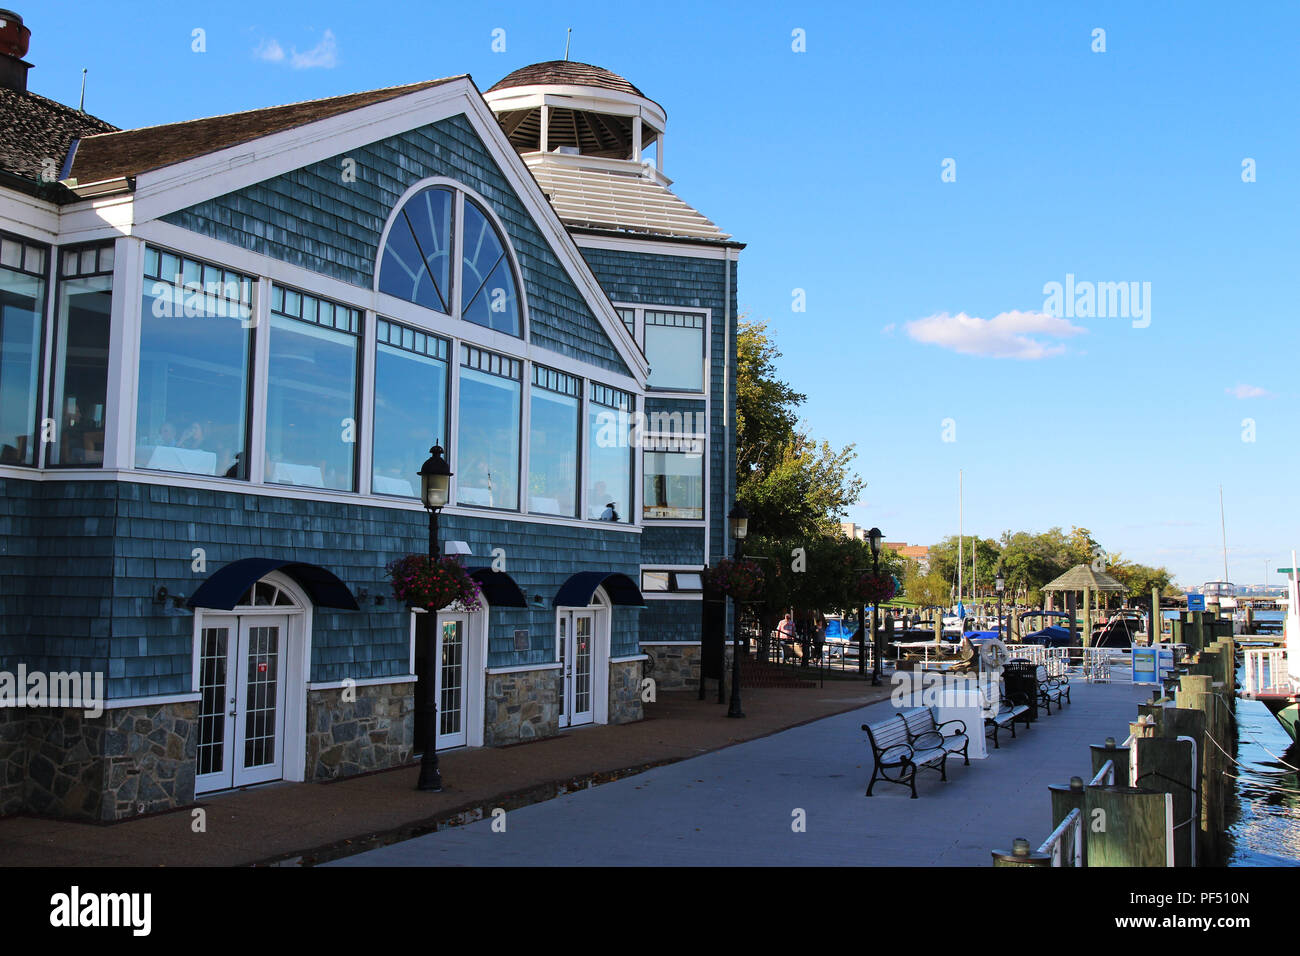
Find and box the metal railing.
[1037,808,1083,867]
[1241,647,1288,696]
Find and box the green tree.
[735,319,865,539]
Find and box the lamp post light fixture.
[868,527,883,686]
[416,444,452,792]
[995,570,1006,642]
[727,503,749,719]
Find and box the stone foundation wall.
[485,667,559,746]
[642,644,700,690]
[305,682,414,781]
[7,702,198,822]
[0,709,27,816]
[607,660,644,725]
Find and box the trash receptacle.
[1003,659,1039,720]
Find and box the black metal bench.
[1036,665,1070,714]
[901,707,970,767]
[981,687,1032,749]
[861,711,948,798]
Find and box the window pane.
[0,266,45,466]
[528,388,578,516]
[641,571,670,592]
[372,342,447,498]
[265,314,357,491]
[643,450,704,519]
[586,404,631,522]
[378,188,451,313]
[51,273,112,465]
[646,322,705,391]
[456,366,519,509]
[136,275,252,477]
[461,201,520,337]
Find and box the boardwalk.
[331,682,1152,867]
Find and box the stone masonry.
[607,659,644,724]
[305,682,414,781]
[484,667,560,746]
[642,643,700,691]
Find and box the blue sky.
[28,1,1299,587]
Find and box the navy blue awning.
[188,558,359,611]
[554,571,644,608]
[466,567,527,608]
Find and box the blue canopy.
[466,567,527,607]
[188,558,359,611]
[554,571,644,608]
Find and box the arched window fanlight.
[460,199,520,336]
[378,186,522,338]
[378,186,453,314]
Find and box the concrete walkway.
[0,679,894,866]
[331,683,1152,867]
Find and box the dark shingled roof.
[0,86,116,183]
[488,61,644,98]
[67,77,463,187]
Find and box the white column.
[539,104,549,153]
[103,236,143,470]
[632,115,642,162]
[249,277,272,485]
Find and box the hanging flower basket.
[855,571,896,606]
[386,554,483,612]
[705,558,765,603]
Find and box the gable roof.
[0,86,116,184]
[66,78,462,187]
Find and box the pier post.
[1131,736,1198,866]
[1083,586,1092,648]
[1085,786,1173,866]
[1049,777,1087,866]
[1090,739,1130,786]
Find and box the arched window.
[460,199,520,336]
[378,185,522,338]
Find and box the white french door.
[196,615,289,793]
[557,610,595,728]
[435,613,468,749]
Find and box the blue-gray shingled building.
[0,10,742,820]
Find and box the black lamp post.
[726,503,749,719]
[868,527,883,686]
[995,569,1006,643]
[416,444,452,792]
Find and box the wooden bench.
[981,687,1032,749]
[902,707,970,767]
[861,711,949,798]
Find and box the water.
[1227,665,1300,866]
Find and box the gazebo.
[1042,564,1128,647]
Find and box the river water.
[1228,612,1300,865]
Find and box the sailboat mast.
[958,469,963,606]
[1220,484,1229,582]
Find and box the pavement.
[328,682,1153,867]
[0,675,897,867]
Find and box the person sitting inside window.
[600,501,619,521]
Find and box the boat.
[1239,553,1300,741]
[1090,609,1142,648]
[1019,610,1075,648]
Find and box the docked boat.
[1239,556,1300,741]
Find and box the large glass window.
[50,244,113,466]
[586,382,633,523]
[372,318,448,498]
[378,186,452,313]
[0,235,47,466]
[645,310,705,391]
[460,199,520,336]
[456,345,521,510]
[265,285,360,491]
[643,446,705,519]
[528,365,580,517]
[136,248,253,478]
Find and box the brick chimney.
[0,9,33,93]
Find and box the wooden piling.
[1090,741,1130,786]
[1131,737,1198,867]
[1085,786,1173,866]
[1049,779,1088,866]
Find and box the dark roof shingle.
[487,61,644,98]
[0,86,116,182]
[67,77,463,186]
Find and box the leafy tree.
[735,319,865,539]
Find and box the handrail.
[1037,807,1083,867]
[1090,759,1114,786]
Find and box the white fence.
[1242,648,1288,697]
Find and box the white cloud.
[904,310,1086,360]
[881,323,896,335]
[254,37,285,62]
[1226,383,1273,399]
[291,29,338,69]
